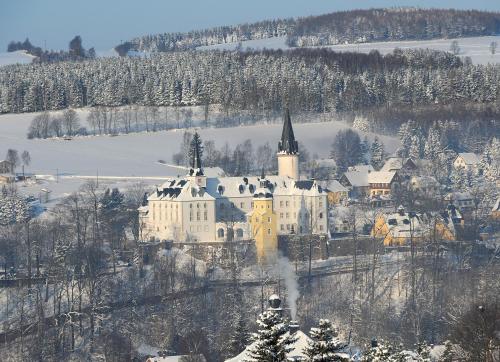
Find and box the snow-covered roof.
[342,171,369,188]
[381,208,427,239]
[147,175,325,203]
[321,180,348,193]
[225,330,312,362]
[380,157,404,172]
[347,164,374,173]
[410,175,439,187]
[456,152,480,165]
[368,171,397,184]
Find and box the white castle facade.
[139,110,328,243]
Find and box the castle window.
[240,202,244,208]
[280,213,283,219]
[286,201,289,207]
[251,202,254,208]
[319,212,323,219]
[217,228,225,238]
[239,185,244,194]
[286,213,289,219]
[267,217,271,223]
[189,211,193,221]
[236,229,244,238]
[204,225,209,232]
[204,203,207,208]
[319,201,323,207]
[280,224,284,231]
[197,211,200,221]
[286,224,290,230]
[197,203,200,208]
[190,203,193,208]
[280,201,284,207]
[204,211,208,221]
[268,229,271,235]
[320,225,324,231]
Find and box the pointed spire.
[261,167,265,180]
[278,108,299,155]
[189,132,204,176]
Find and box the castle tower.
[187,132,206,188]
[277,109,299,180]
[249,171,278,263]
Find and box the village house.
[339,164,374,199]
[453,152,481,173]
[380,157,417,177]
[0,173,15,184]
[409,175,440,196]
[368,171,400,197]
[372,206,457,246]
[0,160,13,174]
[320,179,348,206]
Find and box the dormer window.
[218,185,224,195]
[249,184,255,193]
[239,184,244,194]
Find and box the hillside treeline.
[1,48,499,126]
[120,8,500,53]
[287,8,500,47]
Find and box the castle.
[139,110,328,260]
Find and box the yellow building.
[249,174,278,263]
[372,206,457,246]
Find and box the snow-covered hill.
[0,109,399,207]
[197,35,500,65]
[0,50,36,67]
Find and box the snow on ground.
[0,108,399,208]
[197,35,500,65]
[0,50,36,67]
[0,108,399,182]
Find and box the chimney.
[268,294,282,315]
[289,320,299,334]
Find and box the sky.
[1,0,500,52]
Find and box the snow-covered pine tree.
[246,310,296,362]
[439,341,454,362]
[361,340,405,362]
[370,137,385,170]
[304,319,348,361]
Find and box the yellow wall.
[327,191,348,206]
[249,198,278,263]
[372,215,456,246]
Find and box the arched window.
[236,229,244,238]
[217,228,225,238]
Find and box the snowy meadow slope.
[0,109,399,205]
[197,35,500,65]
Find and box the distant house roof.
[322,180,348,193]
[347,164,374,173]
[456,153,480,165]
[368,171,397,184]
[341,171,369,188]
[380,157,417,172]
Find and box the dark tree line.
[1,48,498,118]
[119,8,500,53]
[287,8,500,47]
[6,36,95,63]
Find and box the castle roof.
[278,109,299,155]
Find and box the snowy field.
[0,50,36,66]
[0,109,399,206]
[197,35,500,65]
